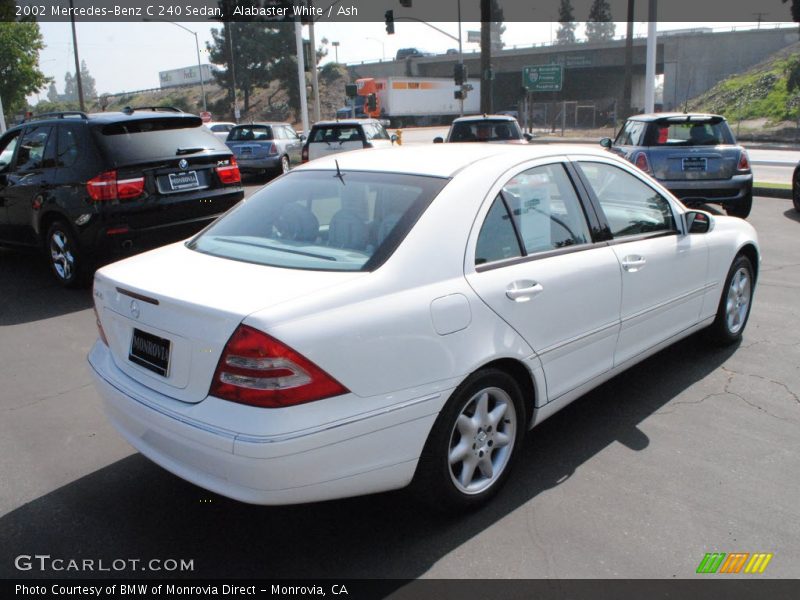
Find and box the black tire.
[726,193,752,219]
[706,254,755,345]
[45,221,90,288]
[793,167,800,213]
[412,368,526,512]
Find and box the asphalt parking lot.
[0,195,798,580]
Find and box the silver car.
[601,113,753,218]
[225,122,304,178]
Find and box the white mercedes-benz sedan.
[88,144,759,510]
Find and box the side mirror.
[298,133,306,141]
[600,137,612,148]
[390,134,398,144]
[433,137,444,144]
[685,210,712,234]
[523,133,533,142]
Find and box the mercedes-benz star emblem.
[129,300,140,319]
[178,158,189,170]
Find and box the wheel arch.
[471,357,540,430]
[737,242,759,283]
[37,210,72,247]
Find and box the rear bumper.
[236,156,281,173]
[661,174,752,205]
[87,341,443,505]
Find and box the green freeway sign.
[523,65,563,92]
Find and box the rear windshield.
[644,119,734,146]
[93,117,226,164]
[310,126,365,144]
[228,125,273,141]
[449,120,521,142]
[188,170,448,272]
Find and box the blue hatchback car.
[225,122,304,179]
[601,113,753,218]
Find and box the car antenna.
[334,159,346,185]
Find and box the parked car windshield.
[449,120,521,142]
[644,119,734,146]
[228,125,274,141]
[188,170,449,272]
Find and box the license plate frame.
[168,170,200,191]
[682,157,707,172]
[129,328,171,377]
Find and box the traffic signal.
[367,93,377,112]
[399,0,412,6]
[454,63,467,85]
[302,39,312,71]
[385,10,394,35]
[345,84,358,98]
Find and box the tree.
[783,0,800,25]
[490,0,505,53]
[585,0,615,42]
[0,21,49,115]
[47,82,59,103]
[64,72,77,102]
[80,60,97,99]
[556,0,577,45]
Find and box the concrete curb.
[754,186,792,199]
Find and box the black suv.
[0,108,244,287]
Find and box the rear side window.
[56,126,80,168]
[614,120,646,145]
[209,124,232,133]
[364,123,390,140]
[644,119,733,146]
[228,125,273,141]
[188,170,448,272]
[92,117,226,165]
[310,126,364,144]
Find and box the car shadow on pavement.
[0,334,739,583]
[0,248,92,326]
[783,208,800,223]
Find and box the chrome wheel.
[448,387,517,495]
[725,267,751,335]
[281,155,290,173]
[49,229,75,281]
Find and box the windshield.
[188,170,448,272]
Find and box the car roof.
[627,112,725,122]
[19,111,202,128]
[452,114,518,123]
[311,119,380,127]
[294,143,609,178]
[230,122,291,127]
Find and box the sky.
[33,20,789,101]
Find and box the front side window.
[188,170,448,272]
[15,125,53,172]
[0,131,21,171]
[578,161,677,238]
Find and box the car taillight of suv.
[86,170,145,201]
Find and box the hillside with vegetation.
[686,42,800,141]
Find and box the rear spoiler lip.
[654,115,724,125]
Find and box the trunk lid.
[648,146,740,181]
[93,242,365,403]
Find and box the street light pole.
[69,0,85,112]
[332,41,340,64]
[457,0,464,116]
[143,18,207,113]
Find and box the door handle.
[506,280,544,302]
[622,255,647,272]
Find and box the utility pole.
[227,22,240,122]
[644,0,657,113]
[479,0,492,114]
[457,0,464,116]
[69,0,85,112]
[295,18,309,135]
[308,0,321,122]
[622,0,634,118]
[0,95,6,134]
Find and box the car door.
[3,124,55,245]
[574,158,709,367]
[465,161,622,403]
[609,119,646,161]
[0,129,22,241]
[281,126,303,164]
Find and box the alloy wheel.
[50,229,75,282]
[725,266,751,335]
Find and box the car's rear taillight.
[301,145,309,163]
[633,152,652,174]
[737,150,750,171]
[210,324,349,408]
[216,156,241,184]
[86,170,144,201]
[363,141,374,149]
[267,142,278,156]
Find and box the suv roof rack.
[23,111,89,123]
[121,106,184,115]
